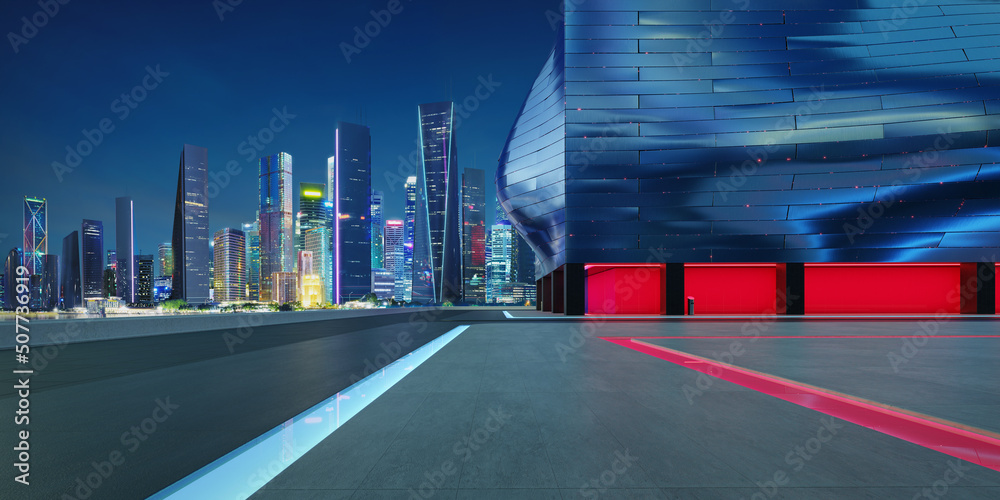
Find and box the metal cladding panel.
[499,0,1000,275]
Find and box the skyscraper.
[370,190,384,269]
[304,225,331,305]
[510,232,536,287]
[23,197,46,276]
[486,222,513,304]
[242,220,261,301]
[136,254,154,306]
[259,152,294,302]
[403,176,416,302]
[115,196,135,303]
[329,123,372,303]
[39,254,59,311]
[171,144,211,305]
[385,220,405,300]
[158,243,173,278]
[213,228,246,303]
[297,182,328,254]
[413,102,462,304]
[462,168,486,304]
[81,219,104,300]
[297,250,321,307]
[3,248,23,311]
[106,249,116,270]
[61,231,81,309]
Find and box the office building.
[462,168,486,304]
[136,254,154,306]
[243,220,261,301]
[297,250,322,308]
[260,152,294,301]
[106,249,116,270]
[384,220,404,300]
[3,248,22,311]
[296,183,328,256]
[273,272,297,304]
[486,222,512,304]
[213,228,246,303]
[81,220,104,300]
[61,231,81,309]
[413,102,462,304]
[23,196,46,277]
[371,190,384,269]
[304,225,332,305]
[403,176,416,302]
[38,254,59,311]
[158,243,173,278]
[329,122,372,303]
[371,268,394,301]
[115,196,134,303]
[170,144,211,305]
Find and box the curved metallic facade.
[498,0,1000,278]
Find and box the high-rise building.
[170,144,211,305]
[3,248,22,311]
[103,268,116,298]
[511,232,535,287]
[329,122,372,303]
[462,168,486,304]
[370,190,384,269]
[158,243,173,278]
[413,102,462,304]
[153,276,172,303]
[403,176,416,302]
[372,268,394,300]
[136,254,154,306]
[297,183,328,255]
[297,250,322,307]
[115,196,135,303]
[272,272,297,304]
[304,225,331,305]
[39,254,59,311]
[23,197,46,277]
[486,222,513,304]
[259,152,294,301]
[106,249,116,270]
[242,220,261,301]
[61,231,81,309]
[213,228,246,303]
[81,220,104,300]
[384,220,405,300]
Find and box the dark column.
[664,263,685,315]
[564,263,585,316]
[978,262,996,314]
[536,279,543,311]
[541,275,552,312]
[785,263,805,315]
[552,267,565,314]
[960,263,978,314]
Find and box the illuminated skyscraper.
[462,168,486,304]
[403,176,416,302]
[115,196,135,303]
[329,122,372,303]
[2,248,22,311]
[39,254,59,311]
[136,254,154,306]
[106,249,116,270]
[158,243,173,278]
[413,102,462,304]
[81,219,104,300]
[213,228,246,303]
[385,220,405,300]
[23,196,46,276]
[370,190,384,269]
[297,182,328,254]
[486,222,513,304]
[259,152,294,301]
[61,231,81,309]
[242,220,261,301]
[304,225,332,305]
[170,144,211,305]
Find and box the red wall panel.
[684,264,777,315]
[586,265,662,315]
[805,263,961,314]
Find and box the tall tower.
[213,228,247,303]
[115,196,135,303]
[81,219,104,300]
[259,152,293,302]
[414,102,462,304]
[329,122,372,304]
[242,220,261,301]
[157,243,173,278]
[462,168,486,304]
[385,220,405,300]
[297,183,328,253]
[23,197,47,276]
[136,254,154,306]
[403,176,417,302]
[171,144,211,305]
[370,190,384,269]
[61,231,81,309]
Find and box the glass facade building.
[213,228,246,303]
[371,190,384,269]
[81,219,104,300]
[61,231,81,309]
[414,102,463,304]
[23,197,46,277]
[297,182,328,254]
[304,225,332,305]
[330,122,372,304]
[136,254,154,306]
[499,0,1000,315]
[385,220,405,301]
[115,196,135,303]
[462,168,486,304]
[158,243,173,279]
[171,144,211,305]
[259,152,294,302]
[403,176,417,302]
[243,220,261,301]
[3,248,22,311]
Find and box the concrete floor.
[251,318,1000,499]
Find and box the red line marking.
[617,335,1000,340]
[602,337,1000,471]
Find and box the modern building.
[297,183,328,255]
[106,249,116,270]
[500,1,1000,315]
[413,102,463,304]
[272,272,298,304]
[329,122,372,303]
[370,190,384,269]
[3,248,22,311]
[462,168,486,304]
[510,232,535,290]
[39,254,59,311]
[403,176,417,302]
[23,197,46,277]
[304,225,332,305]
[486,222,513,304]
[260,152,294,302]
[213,228,247,303]
[243,220,261,301]
[81,220,104,300]
[371,268,394,301]
[170,144,211,305]
[61,231,81,309]
[103,268,116,298]
[115,196,135,303]
[384,220,405,300]
[158,243,173,279]
[135,254,154,306]
[153,276,172,303]
[297,250,322,308]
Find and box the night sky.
[0,0,559,263]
